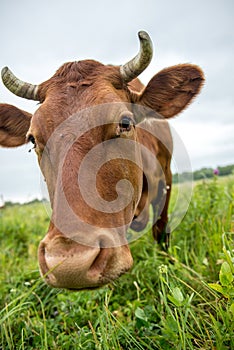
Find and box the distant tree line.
[1,198,48,208]
[173,164,234,184]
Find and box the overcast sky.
[0,0,233,202]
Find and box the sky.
[0,0,233,202]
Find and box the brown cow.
[0,32,204,290]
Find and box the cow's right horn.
[1,67,39,101]
[120,31,153,83]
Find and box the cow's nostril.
[99,238,106,248]
[89,248,110,276]
[38,241,50,278]
[98,231,128,248]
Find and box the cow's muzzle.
[38,233,133,290]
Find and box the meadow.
[0,175,233,349]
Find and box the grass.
[0,175,233,349]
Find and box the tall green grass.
[0,176,233,349]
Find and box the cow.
[0,31,204,290]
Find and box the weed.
[0,176,233,349]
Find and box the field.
[0,176,234,349]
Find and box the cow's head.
[0,32,204,290]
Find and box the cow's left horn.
[120,31,153,83]
[1,67,39,101]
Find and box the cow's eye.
[28,134,36,145]
[119,116,133,132]
[27,134,37,153]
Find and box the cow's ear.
[138,64,204,118]
[0,103,32,147]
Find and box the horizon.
[1,162,233,204]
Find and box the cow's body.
[133,118,172,239]
[0,32,204,290]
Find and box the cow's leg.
[130,173,149,232]
[152,169,172,250]
[131,205,149,232]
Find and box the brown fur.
[0,58,204,290]
[0,104,32,147]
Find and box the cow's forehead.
[30,101,134,147]
[50,60,106,80]
[28,61,137,148]
[41,60,124,90]
[31,61,130,124]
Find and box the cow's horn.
[1,67,39,101]
[120,31,153,83]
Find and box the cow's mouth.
[38,234,133,290]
